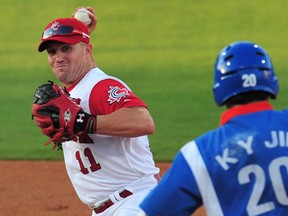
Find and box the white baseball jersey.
[61,68,159,212]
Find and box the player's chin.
[53,70,69,83]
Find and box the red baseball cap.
[38,17,90,52]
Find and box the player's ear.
[85,43,93,55]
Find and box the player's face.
[46,42,91,87]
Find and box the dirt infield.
[0,161,206,216]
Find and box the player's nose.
[54,51,66,62]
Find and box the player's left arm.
[96,106,154,137]
[88,78,155,137]
[140,151,202,215]
[32,82,97,149]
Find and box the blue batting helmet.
[213,41,279,106]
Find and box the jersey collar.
[220,101,274,126]
[65,81,78,92]
[65,68,97,92]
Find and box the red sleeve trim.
[89,79,147,115]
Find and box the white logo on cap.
[51,21,60,31]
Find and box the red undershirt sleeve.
[89,79,148,115]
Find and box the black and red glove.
[32,81,96,149]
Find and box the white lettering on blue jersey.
[265,130,288,148]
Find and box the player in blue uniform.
[140,41,288,215]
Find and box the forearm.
[95,107,155,137]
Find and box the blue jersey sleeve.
[140,151,202,216]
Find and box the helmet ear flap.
[213,41,279,106]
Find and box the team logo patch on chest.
[107,86,130,104]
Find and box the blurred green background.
[1,0,288,161]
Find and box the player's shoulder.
[276,108,288,116]
[92,78,131,98]
[97,78,126,86]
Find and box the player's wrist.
[74,110,97,134]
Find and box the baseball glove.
[32,81,97,150]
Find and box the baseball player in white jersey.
[32,7,160,216]
[140,41,288,215]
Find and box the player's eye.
[61,45,72,53]
[46,48,57,55]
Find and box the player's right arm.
[72,6,97,67]
[72,6,97,35]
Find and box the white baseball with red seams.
[74,8,91,25]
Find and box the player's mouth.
[55,64,68,71]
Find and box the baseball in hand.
[74,8,92,25]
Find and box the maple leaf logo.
[107,86,130,104]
